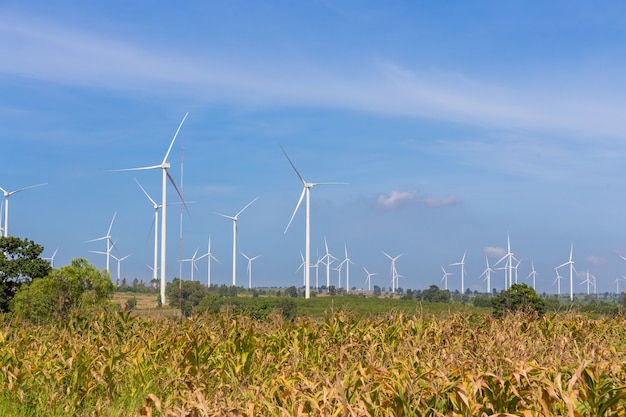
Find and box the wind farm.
[5,4,626,416]
[3,3,626,302]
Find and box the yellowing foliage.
[1,310,626,416]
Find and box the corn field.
[1,309,626,416]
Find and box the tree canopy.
[0,236,51,311]
[492,283,545,317]
[11,257,114,322]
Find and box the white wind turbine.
[113,113,189,305]
[241,252,260,289]
[580,270,592,296]
[135,179,165,287]
[339,243,354,293]
[0,183,47,237]
[180,248,201,281]
[215,197,259,287]
[494,234,517,289]
[441,266,452,291]
[363,267,376,291]
[615,277,625,294]
[479,256,494,294]
[281,146,346,299]
[526,261,538,290]
[111,253,132,285]
[313,256,322,291]
[382,251,402,293]
[196,236,219,288]
[321,237,336,291]
[553,267,563,295]
[450,251,466,294]
[44,247,59,268]
[556,243,576,301]
[86,212,117,273]
[296,251,306,286]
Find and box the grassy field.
[2,304,626,416]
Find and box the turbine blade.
[166,169,190,217]
[236,196,260,217]
[135,178,158,206]
[162,112,189,164]
[280,145,306,186]
[110,165,162,172]
[284,187,305,233]
[107,212,117,235]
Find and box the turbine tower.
[111,253,132,286]
[0,183,47,237]
[339,243,354,293]
[197,236,219,288]
[479,256,493,294]
[321,237,336,291]
[86,212,117,273]
[363,266,377,291]
[556,243,576,301]
[450,251,466,294]
[113,113,189,305]
[441,266,452,291]
[241,252,260,289]
[215,197,259,287]
[526,261,538,290]
[281,146,345,299]
[382,251,402,293]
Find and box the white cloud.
[484,246,506,259]
[585,255,606,266]
[376,191,416,210]
[422,194,460,208]
[376,190,459,211]
[2,13,626,140]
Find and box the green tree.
[0,236,51,311]
[421,285,451,302]
[492,283,545,317]
[166,279,209,316]
[11,258,114,322]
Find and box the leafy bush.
[492,283,545,317]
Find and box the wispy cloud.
[586,255,607,266]
[2,12,626,140]
[376,190,459,211]
[376,191,417,210]
[484,246,506,259]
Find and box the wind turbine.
[214,197,259,287]
[494,234,517,289]
[363,267,377,291]
[580,270,592,296]
[180,248,200,281]
[553,267,563,295]
[339,243,354,293]
[382,251,402,293]
[0,183,47,237]
[526,261,538,290]
[479,256,493,294]
[281,145,346,299]
[113,112,189,306]
[135,179,162,287]
[241,252,260,289]
[450,251,466,294]
[196,236,219,288]
[86,212,117,273]
[321,237,336,291]
[313,256,322,291]
[441,266,452,291]
[43,247,59,268]
[556,243,576,301]
[111,253,132,286]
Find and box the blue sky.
[2,1,626,294]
